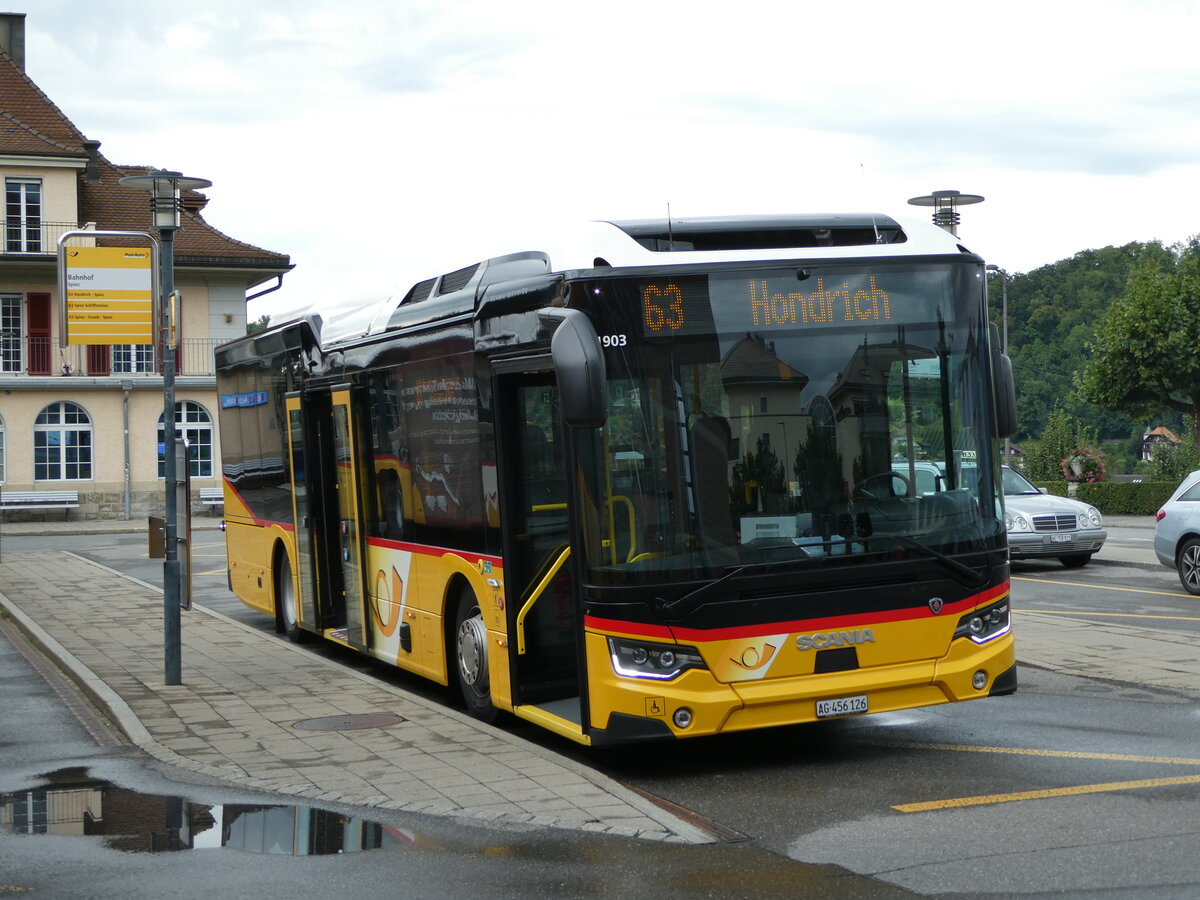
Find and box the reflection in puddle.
[0,768,415,855]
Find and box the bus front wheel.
[453,588,497,722]
[275,551,307,643]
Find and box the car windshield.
[572,261,1006,586]
[1001,467,1041,495]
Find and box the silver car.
[1153,469,1200,594]
[1002,466,1106,568]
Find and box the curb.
[0,585,154,747]
[1088,556,1162,571]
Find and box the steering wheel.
[854,470,913,499]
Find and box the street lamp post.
[907,189,985,237]
[986,264,1011,465]
[118,169,211,686]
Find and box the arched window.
[34,401,93,481]
[158,401,214,478]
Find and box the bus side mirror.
[995,353,1017,438]
[539,307,608,427]
[990,324,1018,439]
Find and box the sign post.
[117,168,211,688]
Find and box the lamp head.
[119,169,212,231]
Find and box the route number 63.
[642,284,685,332]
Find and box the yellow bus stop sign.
[64,246,154,345]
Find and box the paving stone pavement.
[0,550,713,844]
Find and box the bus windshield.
[575,261,1004,585]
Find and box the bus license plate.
[816,695,868,719]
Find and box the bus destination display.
[639,269,950,338]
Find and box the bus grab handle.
[515,546,572,655]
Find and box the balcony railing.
[2,221,93,255]
[0,338,222,377]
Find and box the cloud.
[15,0,1200,318]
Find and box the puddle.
[0,768,415,855]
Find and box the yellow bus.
[215,214,1019,746]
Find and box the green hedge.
[1074,481,1177,515]
[1032,481,1069,497]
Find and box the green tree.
[1024,407,1095,481]
[997,242,1167,442]
[246,314,271,335]
[1079,240,1200,451]
[1148,440,1200,483]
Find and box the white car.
[1152,469,1200,594]
[1002,466,1106,568]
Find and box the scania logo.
[795,629,875,651]
[929,597,944,614]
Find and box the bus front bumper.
[587,632,1016,745]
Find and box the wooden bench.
[0,490,80,520]
[199,486,224,514]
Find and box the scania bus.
[214,213,1018,746]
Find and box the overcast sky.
[20,0,1200,321]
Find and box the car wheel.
[453,586,498,722]
[1059,553,1091,568]
[1177,538,1200,595]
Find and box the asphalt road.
[4,529,1200,897]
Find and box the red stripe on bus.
[585,581,1009,644]
[583,616,676,641]
[220,480,295,531]
[366,536,502,569]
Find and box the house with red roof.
[1141,426,1181,462]
[1,13,291,518]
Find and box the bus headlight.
[608,637,706,680]
[953,599,1011,644]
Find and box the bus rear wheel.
[454,588,497,722]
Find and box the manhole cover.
[293,713,405,732]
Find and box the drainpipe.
[122,379,133,519]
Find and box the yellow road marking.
[1020,608,1200,623]
[1013,575,1192,601]
[894,774,1200,812]
[889,741,1200,766]
[888,742,1200,812]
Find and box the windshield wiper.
[652,554,815,620]
[653,536,984,621]
[885,534,986,586]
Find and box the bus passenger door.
[285,393,321,634]
[495,367,583,725]
[330,386,371,651]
